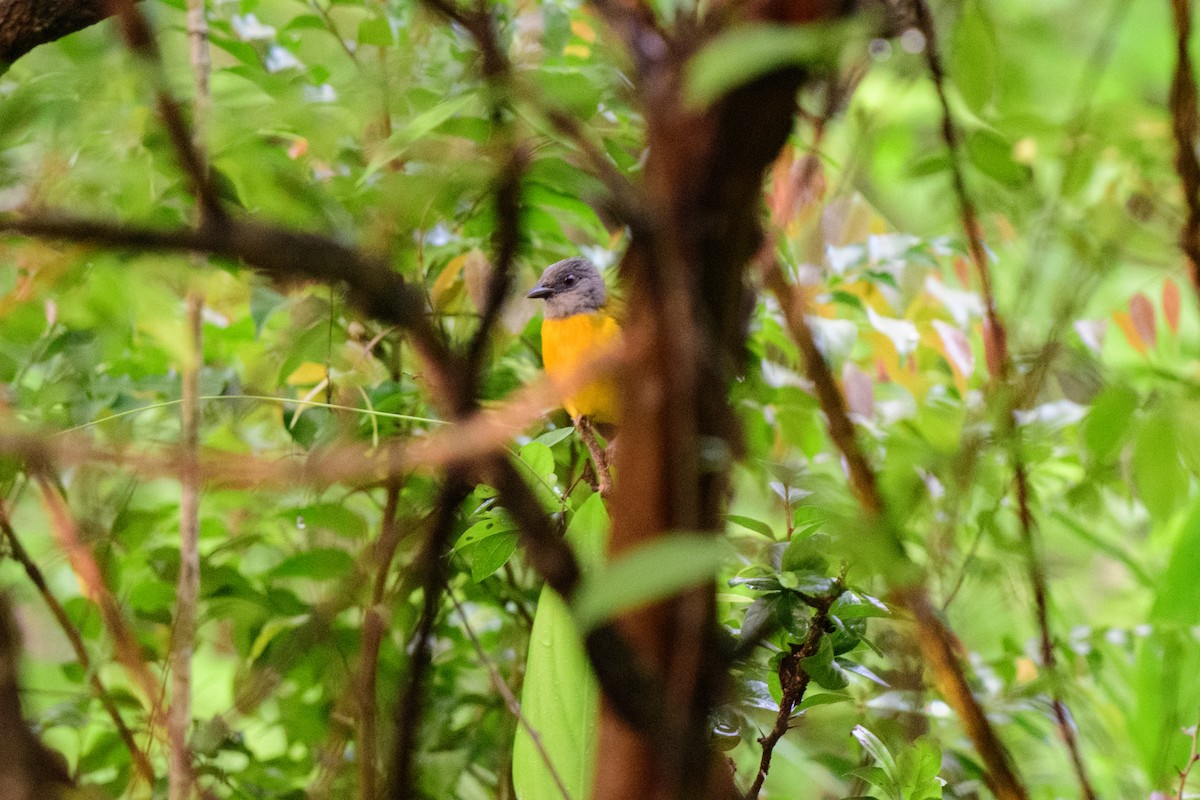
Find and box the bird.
[526,256,621,429]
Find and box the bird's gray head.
[526,257,607,319]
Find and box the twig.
[168,3,212,792]
[0,213,463,410]
[448,590,573,800]
[907,0,1006,379]
[359,481,402,800]
[1177,707,1200,800]
[106,0,225,224]
[1169,0,1200,298]
[466,148,527,379]
[744,586,841,800]
[33,473,220,800]
[760,254,1028,800]
[0,501,156,786]
[575,416,613,498]
[387,474,471,800]
[542,108,648,229]
[169,291,204,800]
[908,3,1095,795]
[35,473,163,717]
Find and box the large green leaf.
[512,495,608,800]
[570,533,730,631]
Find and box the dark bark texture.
[0,0,114,67]
[0,595,73,800]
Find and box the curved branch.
[0,0,119,68]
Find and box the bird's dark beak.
[527,285,553,300]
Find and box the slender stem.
[1176,706,1200,800]
[575,416,613,498]
[448,590,573,800]
[744,588,840,800]
[0,501,156,786]
[169,292,204,800]
[761,253,1027,800]
[359,482,402,800]
[387,476,471,800]
[908,3,1095,794]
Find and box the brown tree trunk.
[596,4,851,798]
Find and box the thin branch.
[466,148,527,378]
[907,0,1006,379]
[35,473,163,716]
[387,475,472,800]
[575,416,613,498]
[908,3,1095,795]
[358,481,402,800]
[106,0,225,224]
[760,254,1028,800]
[0,212,463,410]
[542,108,648,229]
[169,291,203,800]
[1177,707,1200,800]
[0,337,624,492]
[0,501,156,786]
[168,4,212,791]
[1170,0,1200,299]
[448,590,573,800]
[744,586,841,800]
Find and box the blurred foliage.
[0,0,1199,799]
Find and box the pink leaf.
[1129,292,1156,350]
[1164,278,1181,335]
[933,319,974,377]
[842,362,874,420]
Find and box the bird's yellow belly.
[541,312,621,424]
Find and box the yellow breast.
[540,311,621,424]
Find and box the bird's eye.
[562,274,577,286]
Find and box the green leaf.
[1133,414,1187,522]
[965,128,1030,188]
[849,766,898,800]
[740,595,779,644]
[364,92,479,177]
[1083,385,1138,460]
[800,635,850,690]
[571,533,730,630]
[949,0,998,112]
[685,22,855,108]
[454,517,517,551]
[470,532,518,581]
[795,691,851,712]
[513,495,608,800]
[852,724,900,787]
[289,503,367,539]
[1151,500,1200,625]
[357,15,395,47]
[725,514,776,539]
[535,426,576,448]
[270,547,355,580]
